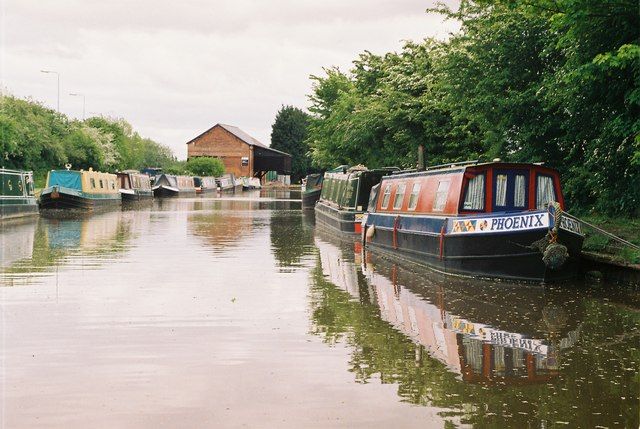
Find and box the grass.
[580,215,640,264]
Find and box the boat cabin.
[117,171,151,191]
[319,167,400,212]
[374,161,564,216]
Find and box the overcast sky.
[1,0,459,159]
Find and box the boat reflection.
[0,219,37,269]
[310,230,597,425]
[1,211,136,286]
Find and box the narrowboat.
[194,176,217,194]
[0,168,38,220]
[152,174,196,198]
[241,177,262,190]
[117,170,153,201]
[39,168,121,210]
[314,166,400,234]
[301,173,323,209]
[362,160,585,282]
[216,174,241,193]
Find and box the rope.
[563,211,640,251]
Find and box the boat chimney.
[417,145,425,171]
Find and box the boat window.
[99,179,104,189]
[408,183,420,210]
[495,174,508,206]
[381,184,392,209]
[537,175,556,208]
[514,174,526,207]
[433,180,450,211]
[463,174,485,210]
[111,181,116,190]
[90,178,96,189]
[393,183,406,210]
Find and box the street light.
[69,93,85,120]
[40,70,60,112]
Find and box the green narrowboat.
[0,168,38,220]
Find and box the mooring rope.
[563,212,640,251]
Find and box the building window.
[241,157,249,166]
[381,184,392,209]
[537,175,556,209]
[463,174,485,210]
[408,183,421,210]
[393,183,406,210]
[433,180,450,211]
[514,174,526,207]
[495,174,507,206]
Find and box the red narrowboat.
[362,161,584,282]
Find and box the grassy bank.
[581,215,640,265]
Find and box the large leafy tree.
[270,105,314,182]
[305,0,639,216]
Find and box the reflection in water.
[0,210,140,286]
[270,210,316,268]
[311,230,640,428]
[1,219,37,268]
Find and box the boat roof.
[384,161,558,179]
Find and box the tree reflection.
[309,232,640,427]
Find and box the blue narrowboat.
[0,168,38,220]
[362,161,584,282]
[40,168,121,210]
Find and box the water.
[1,192,638,428]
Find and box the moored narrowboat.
[194,176,217,194]
[40,168,121,210]
[0,168,38,220]
[362,161,584,282]
[152,174,196,198]
[117,170,153,201]
[216,174,241,193]
[315,166,400,234]
[241,177,262,190]
[301,173,323,209]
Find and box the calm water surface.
[1,191,638,428]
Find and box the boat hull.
[315,201,363,234]
[39,187,121,210]
[120,190,154,202]
[0,200,39,220]
[153,186,196,198]
[363,212,584,283]
[302,189,321,209]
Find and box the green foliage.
[185,157,225,177]
[270,105,314,182]
[0,94,177,179]
[164,161,188,175]
[306,0,640,216]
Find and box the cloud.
[2,0,460,159]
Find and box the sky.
[1,0,460,159]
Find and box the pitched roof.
[186,123,291,157]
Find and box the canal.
[1,191,638,428]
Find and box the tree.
[185,156,225,177]
[270,105,314,182]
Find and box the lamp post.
[40,70,60,112]
[69,93,85,120]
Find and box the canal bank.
[1,192,638,428]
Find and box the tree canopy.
[0,95,177,185]
[305,0,639,216]
[270,105,315,182]
[185,156,225,177]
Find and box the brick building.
[186,123,291,178]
